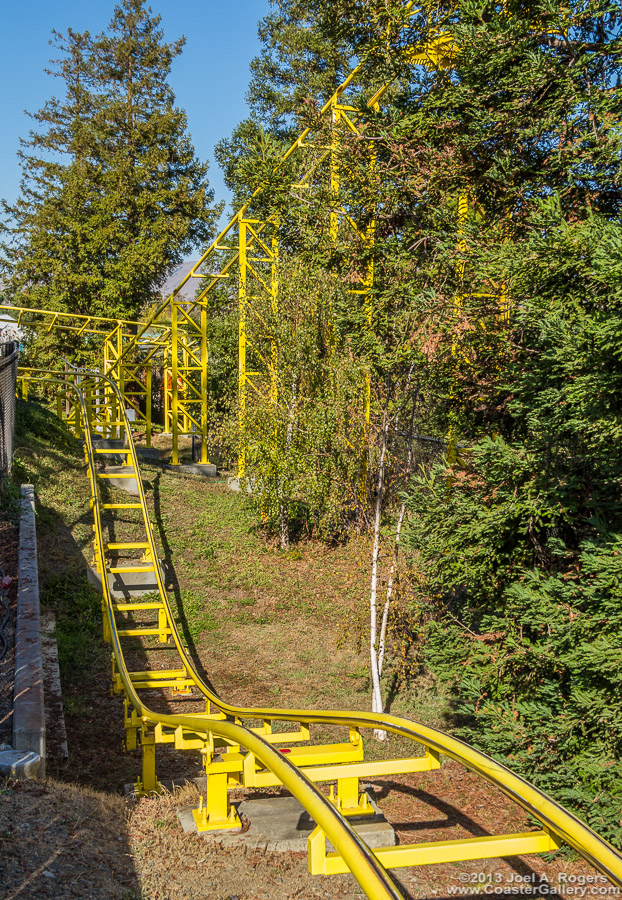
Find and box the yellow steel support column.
[328,776,373,817]
[103,336,112,438]
[163,345,171,434]
[330,100,340,243]
[117,326,126,443]
[181,345,190,434]
[338,777,360,810]
[145,365,152,448]
[363,216,375,430]
[270,231,279,408]
[363,104,379,432]
[104,327,120,439]
[171,304,180,466]
[238,218,248,479]
[135,728,161,795]
[193,771,242,832]
[200,302,208,464]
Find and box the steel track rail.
[24,372,404,900]
[21,370,622,895]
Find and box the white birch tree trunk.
[370,400,390,740]
[378,499,406,678]
[279,374,298,550]
[377,399,416,678]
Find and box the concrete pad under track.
[177,792,396,853]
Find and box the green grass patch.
[175,589,219,638]
[41,574,105,679]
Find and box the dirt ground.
[1,772,610,900]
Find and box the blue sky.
[0,0,271,221]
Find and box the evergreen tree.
[1,0,217,358]
[0,29,99,323]
[214,0,356,210]
[389,0,622,842]
[246,0,355,131]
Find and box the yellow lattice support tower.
[103,324,167,447]
[237,217,280,479]
[1,303,167,446]
[103,324,124,439]
[169,299,209,465]
[6,3,562,485]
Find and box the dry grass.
[127,783,364,900]
[0,777,137,900]
[0,774,605,900]
[126,773,610,900]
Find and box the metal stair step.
[102,503,142,510]
[117,627,172,638]
[113,602,164,612]
[106,542,150,551]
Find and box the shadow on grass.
[149,469,221,697]
[375,779,542,883]
[1,778,142,900]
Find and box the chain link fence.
[0,342,18,475]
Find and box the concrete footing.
[177,792,396,853]
[91,437,125,451]
[0,749,41,779]
[87,560,166,599]
[226,476,253,494]
[13,485,46,774]
[102,465,139,494]
[164,463,217,478]
[136,446,167,463]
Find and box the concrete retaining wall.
[12,484,45,774]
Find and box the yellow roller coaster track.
[18,368,622,899]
